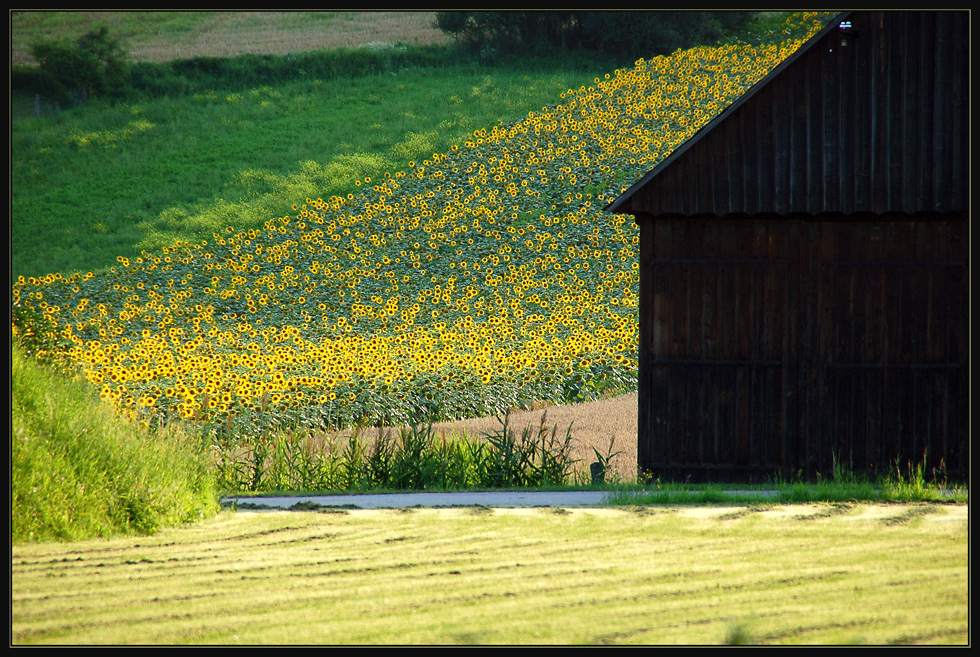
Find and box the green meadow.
[12,57,606,281]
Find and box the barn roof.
[606,11,970,219]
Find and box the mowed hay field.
[10,11,450,65]
[11,503,968,645]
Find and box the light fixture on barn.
[829,19,858,53]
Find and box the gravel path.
[224,489,616,510]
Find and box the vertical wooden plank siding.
[815,220,968,477]
[637,215,967,481]
[821,38,840,211]
[621,13,968,481]
[836,32,857,217]
[770,81,788,215]
[946,13,969,211]
[624,11,968,219]
[900,14,920,211]
[637,217,655,476]
[639,217,797,480]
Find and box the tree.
[435,11,472,46]
[30,26,130,104]
[434,11,755,60]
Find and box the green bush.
[30,25,130,104]
[11,344,219,543]
[127,44,461,98]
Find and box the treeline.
[15,12,769,107]
[13,32,468,105]
[12,24,621,107]
[436,11,755,58]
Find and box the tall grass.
[610,457,967,507]
[212,409,580,494]
[11,343,219,543]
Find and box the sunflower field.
[11,13,829,435]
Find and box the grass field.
[10,11,449,65]
[11,503,968,645]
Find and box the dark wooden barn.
[606,11,969,482]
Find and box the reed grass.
[211,409,582,495]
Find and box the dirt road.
[342,392,639,482]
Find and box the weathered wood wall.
[638,215,968,481]
[619,11,970,482]
[619,11,970,219]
